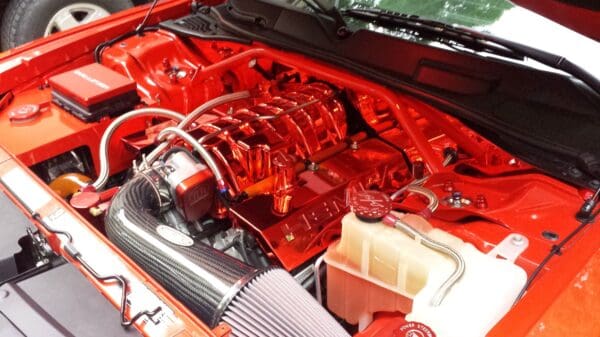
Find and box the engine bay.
[0,23,594,337]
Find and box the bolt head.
[307,162,319,171]
[511,234,525,246]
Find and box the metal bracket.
[487,233,529,263]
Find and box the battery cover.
[49,63,139,122]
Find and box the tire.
[1,0,134,50]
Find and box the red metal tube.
[398,96,487,163]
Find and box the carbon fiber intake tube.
[105,175,349,336]
[105,175,260,328]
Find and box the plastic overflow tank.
[324,212,527,337]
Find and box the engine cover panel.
[231,138,409,270]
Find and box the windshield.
[334,0,600,79]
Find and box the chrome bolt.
[511,234,525,246]
[307,162,319,171]
[350,141,359,150]
[451,191,463,208]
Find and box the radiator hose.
[105,174,349,336]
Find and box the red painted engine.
[192,82,348,194]
[3,28,593,337]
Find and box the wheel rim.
[44,3,110,36]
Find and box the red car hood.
[513,0,600,40]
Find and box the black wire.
[513,207,600,304]
[94,0,161,63]
[92,0,163,63]
[94,26,159,63]
[135,0,160,33]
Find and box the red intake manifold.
[194,82,348,193]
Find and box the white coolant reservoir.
[324,212,527,337]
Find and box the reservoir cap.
[349,190,392,222]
